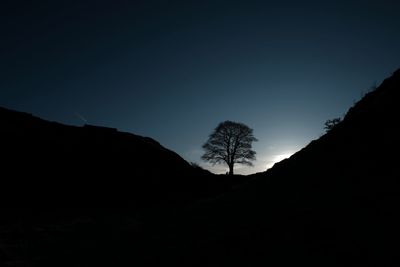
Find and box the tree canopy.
[202,121,257,175]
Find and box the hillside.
[0,107,243,266]
[0,107,222,207]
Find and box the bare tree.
[201,121,257,175]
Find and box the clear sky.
[1,0,399,174]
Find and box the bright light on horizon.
[183,142,302,176]
[273,152,294,164]
[197,151,296,175]
[264,151,296,171]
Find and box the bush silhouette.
[324,118,341,132]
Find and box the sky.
[1,0,400,174]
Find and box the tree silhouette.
[324,118,341,132]
[202,121,257,175]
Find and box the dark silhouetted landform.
[1,69,400,266]
[0,107,250,208]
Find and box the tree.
[201,121,257,175]
[324,117,341,132]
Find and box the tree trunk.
[229,163,234,176]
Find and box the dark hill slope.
[156,69,400,266]
[0,107,219,206]
[0,109,249,267]
[253,68,400,208]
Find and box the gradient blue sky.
[1,0,399,174]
